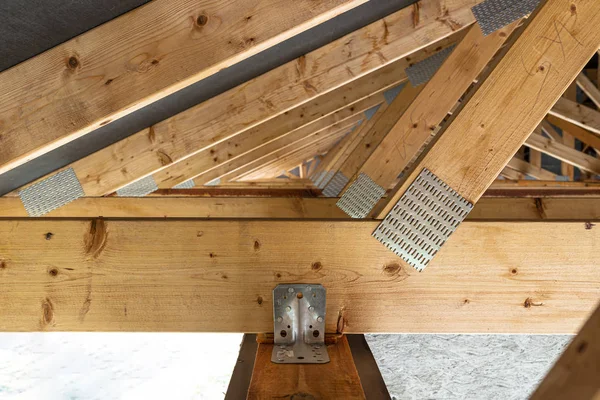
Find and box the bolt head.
[288,287,294,293]
[276,316,283,322]
[286,306,291,312]
[317,316,324,322]
[308,306,315,312]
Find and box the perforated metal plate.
[173,179,195,189]
[311,171,326,187]
[322,171,349,198]
[204,178,221,186]
[317,170,334,190]
[405,45,455,87]
[116,175,158,197]
[272,284,329,364]
[383,84,404,104]
[336,173,386,218]
[472,0,540,35]
[372,169,473,271]
[364,104,382,120]
[19,168,84,217]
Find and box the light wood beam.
[541,119,564,141]
[576,72,600,108]
[547,115,600,151]
[526,132,600,174]
[507,157,558,180]
[550,97,600,136]
[340,21,517,203]
[376,0,600,222]
[0,197,598,220]
[0,218,598,333]
[10,0,478,198]
[0,0,367,175]
[530,301,600,400]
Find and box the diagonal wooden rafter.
[337,20,518,207]
[546,115,600,152]
[374,0,600,227]
[8,0,479,201]
[525,131,600,174]
[506,157,558,180]
[0,0,368,175]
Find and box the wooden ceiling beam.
[0,218,597,333]
[526,131,600,174]
[375,0,600,224]
[338,21,517,207]
[0,0,368,175]
[506,157,558,181]
[0,197,598,220]
[9,0,478,200]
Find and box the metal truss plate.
[322,171,349,198]
[336,173,386,219]
[116,175,158,197]
[472,0,540,36]
[317,170,334,190]
[405,45,455,87]
[19,168,85,217]
[272,284,329,364]
[173,179,195,189]
[372,169,473,271]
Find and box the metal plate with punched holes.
[472,0,540,36]
[116,175,158,197]
[336,173,386,218]
[272,284,329,364]
[405,45,456,87]
[372,169,473,271]
[322,171,349,198]
[19,168,85,217]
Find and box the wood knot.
[0,260,6,269]
[104,79,114,86]
[577,341,587,353]
[196,14,208,26]
[85,219,108,259]
[45,232,54,240]
[48,268,59,277]
[275,272,282,279]
[67,56,79,70]
[570,4,577,14]
[311,261,322,271]
[585,222,595,230]
[383,263,401,275]
[524,297,543,308]
[463,299,470,305]
[511,268,518,275]
[256,296,263,305]
[209,252,216,258]
[197,231,204,237]
[41,298,54,326]
[254,240,261,251]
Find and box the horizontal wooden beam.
[0,218,598,333]
[0,197,598,220]
[526,132,600,174]
[0,0,367,175]
[546,115,600,151]
[506,157,558,180]
[550,97,600,136]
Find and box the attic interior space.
[0,0,598,399]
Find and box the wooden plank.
[0,197,598,220]
[0,219,598,333]
[247,336,366,400]
[487,180,600,197]
[342,21,517,199]
[501,167,527,181]
[220,122,357,183]
[530,301,600,400]
[560,83,578,179]
[550,97,600,136]
[541,120,564,141]
[547,115,600,151]
[0,0,367,175]
[376,0,600,220]
[11,0,479,198]
[526,132,600,174]
[507,157,558,180]
[576,72,600,108]
[157,86,387,188]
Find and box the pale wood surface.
[507,157,558,180]
[0,219,598,333]
[377,0,600,219]
[353,22,516,189]
[526,132,600,174]
[576,72,600,108]
[10,0,479,198]
[530,301,600,400]
[547,115,600,151]
[247,336,366,400]
[550,97,600,136]
[0,197,598,220]
[0,0,366,175]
